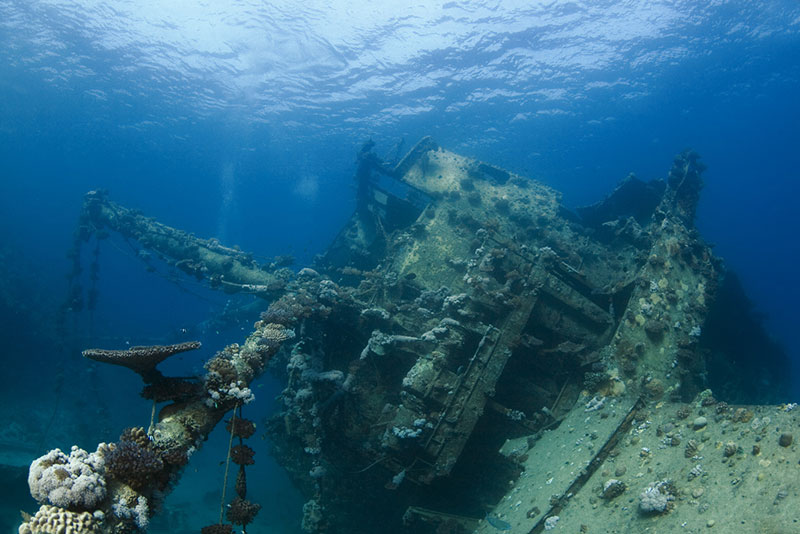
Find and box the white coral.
[112,495,149,529]
[206,380,256,406]
[584,395,606,412]
[225,381,255,404]
[28,445,107,510]
[639,481,673,513]
[544,515,560,530]
[392,426,422,439]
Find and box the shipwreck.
[18,137,795,534]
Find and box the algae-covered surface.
[559,400,800,534]
[478,395,800,534]
[477,394,638,533]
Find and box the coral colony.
[20,319,294,533]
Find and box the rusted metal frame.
[422,324,500,456]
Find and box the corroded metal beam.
[79,190,286,296]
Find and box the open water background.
[0,1,798,532]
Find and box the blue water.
[1,1,798,532]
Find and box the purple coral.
[230,445,255,466]
[260,298,304,325]
[226,417,256,439]
[105,434,165,491]
[226,496,261,526]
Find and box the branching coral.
[205,354,238,384]
[205,380,255,408]
[226,496,261,526]
[159,444,189,467]
[260,291,318,325]
[260,299,304,325]
[104,428,165,491]
[226,417,256,439]
[203,350,258,407]
[230,445,255,466]
[260,322,296,343]
[111,495,149,530]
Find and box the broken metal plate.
[479,395,639,533]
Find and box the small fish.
[485,513,511,531]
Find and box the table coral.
[82,341,201,382]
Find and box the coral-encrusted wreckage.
[21,138,795,534]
